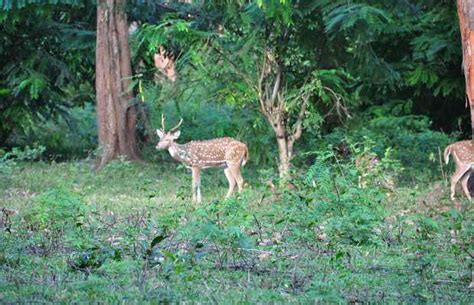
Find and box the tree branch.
[290,94,309,142]
[211,45,257,92]
[258,54,268,115]
[323,85,350,119]
[270,66,281,104]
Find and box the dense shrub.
[297,149,392,246]
[0,144,45,175]
[7,104,97,159]
[322,105,451,181]
[24,187,88,231]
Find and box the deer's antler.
[170,118,183,132]
[161,114,182,132]
[161,113,166,131]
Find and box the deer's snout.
[156,141,169,150]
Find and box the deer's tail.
[444,144,452,165]
[241,145,249,167]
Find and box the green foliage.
[179,197,255,267]
[0,161,472,303]
[321,2,393,36]
[299,150,390,246]
[132,0,359,173]
[324,102,451,180]
[24,187,87,231]
[319,0,465,134]
[0,2,95,145]
[1,0,82,10]
[409,4,462,98]
[0,0,471,302]
[10,104,97,159]
[0,144,45,175]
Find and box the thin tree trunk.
[457,0,474,138]
[264,95,308,179]
[276,137,291,178]
[258,51,310,179]
[270,115,293,178]
[96,0,139,169]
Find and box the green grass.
[0,159,472,303]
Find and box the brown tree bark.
[457,0,474,138]
[96,0,139,169]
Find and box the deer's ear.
[156,129,165,138]
[171,130,181,139]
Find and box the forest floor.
[0,160,472,303]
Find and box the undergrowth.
[0,155,472,303]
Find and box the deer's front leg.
[191,167,202,203]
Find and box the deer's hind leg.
[228,164,245,193]
[460,170,472,201]
[450,165,471,201]
[224,168,236,198]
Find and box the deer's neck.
[168,143,190,164]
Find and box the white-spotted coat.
[156,128,248,203]
[444,140,474,200]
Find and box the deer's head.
[156,115,183,150]
[154,46,177,82]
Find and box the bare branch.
[290,94,309,142]
[277,90,285,114]
[270,67,281,104]
[259,97,268,117]
[258,54,267,113]
[258,54,267,95]
[265,83,273,114]
[323,86,351,119]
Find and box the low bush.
[8,104,97,159]
[0,157,471,303]
[23,187,87,231]
[0,144,45,175]
[323,110,450,181]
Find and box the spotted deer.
[156,115,248,203]
[444,140,474,200]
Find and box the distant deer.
[153,46,176,82]
[444,140,474,200]
[156,115,248,203]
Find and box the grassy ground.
[0,159,472,303]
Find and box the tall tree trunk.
[96,0,139,170]
[457,0,474,138]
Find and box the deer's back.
[451,140,474,163]
[184,137,247,167]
